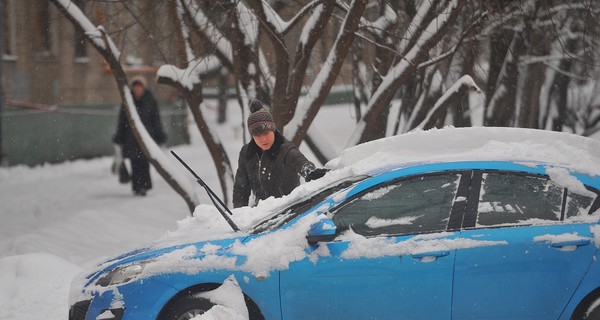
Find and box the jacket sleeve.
[113,105,127,144]
[233,146,251,208]
[148,98,167,144]
[284,146,316,179]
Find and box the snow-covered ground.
[0,101,354,320]
[4,97,600,319]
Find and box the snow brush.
[170,150,240,232]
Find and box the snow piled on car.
[193,275,249,320]
[142,126,600,280]
[329,127,600,176]
[165,126,600,243]
[135,215,508,282]
[338,230,507,259]
[140,212,328,279]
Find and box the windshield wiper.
[171,151,240,232]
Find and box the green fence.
[1,85,353,167]
[1,103,189,166]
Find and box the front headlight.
[96,261,150,287]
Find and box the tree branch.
[51,0,199,213]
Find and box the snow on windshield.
[360,185,398,201]
[366,216,420,228]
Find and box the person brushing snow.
[233,99,328,208]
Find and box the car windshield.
[250,176,368,234]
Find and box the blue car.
[69,128,600,320]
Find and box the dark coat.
[233,131,315,208]
[113,90,166,159]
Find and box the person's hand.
[112,144,123,174]
[306,168,329,182]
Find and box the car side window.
[332,173,461,236]
[477,173,563,226]
[565,190,598,219]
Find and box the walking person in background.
[113,76,166,196]
[233,99,328,208]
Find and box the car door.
[280,172,466,320]
[452,170,600,320]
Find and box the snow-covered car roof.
[156,126,600,249]
[327,126,600,177]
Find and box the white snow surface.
[329,126,600,176]
[0,102,352,319]
[193,275,249,320]
[3,101,600,319]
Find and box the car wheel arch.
[156,283,264,320]
[570,287,600,320]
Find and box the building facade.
[1,0,187,166]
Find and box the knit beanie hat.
[129,75,147,88]
[247,99,276,136]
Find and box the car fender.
[83,277,179,320]
[559,247,600,320]
[149,270,281,320]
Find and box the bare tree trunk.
[245,1,336,132]
[453,42,477,127]
[288,0,369,146]
[161,0,235,205]
[517,4,548,129]
[158,76,234,206]
[485,31,526,127]
[405,67,440,131]
[421,80,480,130]
[352,40,368,123]
[484,30,512,123]
[357,0,467,144]
[518,61,545,128]
[218,69,228,124]
[393,69,422,135]
[550,59,572,131]
[366,3,398,140]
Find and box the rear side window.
[333,173,461,236]
[477,173,562,226]
[476,172,598,227]
[565,191,596,219]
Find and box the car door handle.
[412,250,450,262]
[551,239,591,249]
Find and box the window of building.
[2,0,16,60]
[34,2,53,56]
[73,0,88,62]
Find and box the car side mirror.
[306,216,337,245]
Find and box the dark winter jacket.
[113,90,166,159]
[233,131,316,208]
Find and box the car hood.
[81,235,251,288]
[75,211,330,292]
